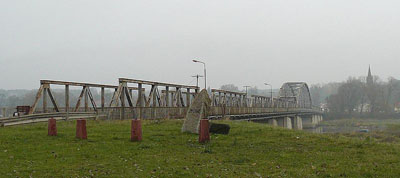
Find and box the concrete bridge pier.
[313,115,319,124]
[302,115,321,128]
[313,115,323,124]
[268,119,278,126]
[318,115,324,122]
[292,116,303,130]
[277,117,292,129]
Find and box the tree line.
[311,76,400,116]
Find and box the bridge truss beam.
[29,80,141,114]
[210,89,248,107]
[111,78,199,108]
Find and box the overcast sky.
[1,0,399,90]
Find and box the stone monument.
[182,89,211,134]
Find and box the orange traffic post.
[48,118,57,136]
[76,119,87,139]
[131,119,142,142]
[199,119,210,143]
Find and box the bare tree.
[220,84,240,92]
[327,77,364,114]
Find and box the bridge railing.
[32,107,189,120]
[29,105,320,120]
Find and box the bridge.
[0,78,323,129]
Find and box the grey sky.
[1,0,399,90]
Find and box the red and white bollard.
[76,119,87,139]
[48,118,57,136]
[199,119,210,143]
[131,119,142,142]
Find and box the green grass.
[1,120,400,177]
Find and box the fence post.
[76,119,87,139]
[131,119,142,141]
[48,118,57,136]
[199,119,210,143]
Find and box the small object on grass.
[48,118,57,136]
[131,119,142,142]
[76,119,87,139]
[209,123,230,135]
[199,119,210,143]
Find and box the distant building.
[395,103,400,113]
[359,65,375,113]
[357,103,371,113]
[320,103,328,112]
[354,66,375,113]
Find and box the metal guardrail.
[0,112,99,127]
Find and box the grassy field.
[1,119,400,177]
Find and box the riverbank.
[316,118,400,143]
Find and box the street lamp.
[243,86,251,95]
[264,83,273,98]
[192,59,207,89]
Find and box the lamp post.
[243,86,251,107]
[243,86,251,96]
[264,83,273,98]
[193,59,207,89]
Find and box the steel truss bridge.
[1,78,323,129]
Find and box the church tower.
[365,65,375,113]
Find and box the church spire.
[367,65,373,85]
[368,65,372,78]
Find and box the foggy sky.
[1,0,399,90]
